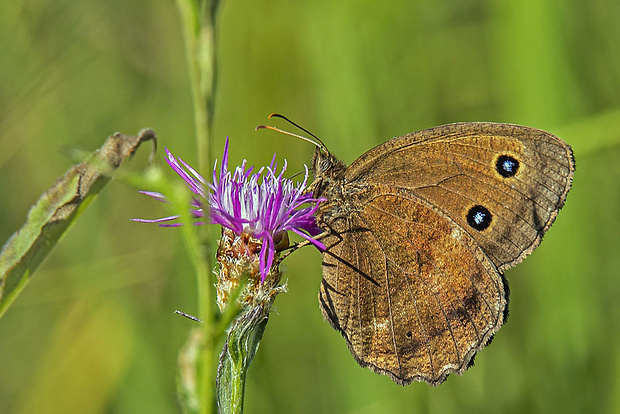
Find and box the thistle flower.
[134,137,324,284]
[135,137,325,412]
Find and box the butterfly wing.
[344,122,574,271]
[318,122,574,385]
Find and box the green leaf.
[0,129,157,318]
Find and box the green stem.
[177,0,219,176]
[175,0,221,413]
[216,306,270,414]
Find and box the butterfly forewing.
[343,123,574,270]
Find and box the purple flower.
[134,137,324,281]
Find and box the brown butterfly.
[262,117,574,386]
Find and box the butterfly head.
[310,145,347,198]
[311,146,344,176]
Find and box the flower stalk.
[216,294,279,414]
[217,307,269,414]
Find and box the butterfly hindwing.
[319,189,506,385]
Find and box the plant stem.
[216,307,270,414]
[177,0,219,176]
[175,0,221,413]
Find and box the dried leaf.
[0,129,157,317]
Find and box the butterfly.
[305,121,574,385]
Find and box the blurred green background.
[1,0,619,413]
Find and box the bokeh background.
[1,0,619,413]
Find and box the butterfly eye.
[319,158,333,173]
[466,205,492,231]
[496,154,519,178]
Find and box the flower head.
[134,138,324,282]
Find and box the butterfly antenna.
[255,113,330,154]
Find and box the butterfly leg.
[279,230,332,260]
